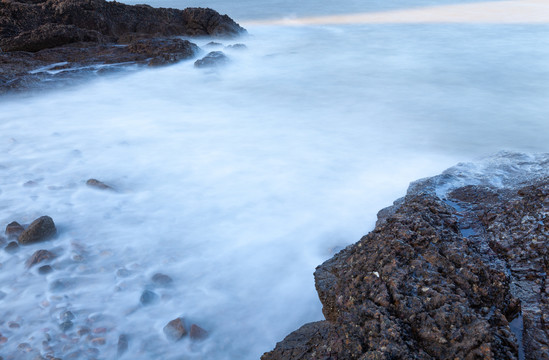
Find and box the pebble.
[116,268,131,277]
[151,273,173,287]
[60,311,75,321]
[8,321,20,329]
[190,324,208,340]
[140,290,158,305]
[90,337,106,346]
[59,320,73,332]
[76,327,90,337]
[86,179,113,191]
[26,249,56,268]
[118,334,129,356]
[39,265,54,274]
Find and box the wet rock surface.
[0,0,246,93]
[263,152,549,360]
[18,216,56,245]
[163,317,187,341]
[194,51,229,68]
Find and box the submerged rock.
[117,334,129,356]
[139,289,158,305]
[263,152,549,360]
[4,241,19,253]
[26,249,56,268]
[163,317,187,341]
[18,216,57,245]
[151,273,173,287]
[5,221,24,238]
[86,178,114,191]
[190,324,208,341]
[194,51,229,68]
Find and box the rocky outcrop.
[0,0,246,92]
[263,152,549,360]
[0,0,246,52]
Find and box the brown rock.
[90,337,106,346]
[194,51,229,68]
[5,241,19,253]
[86,179,113,190]
[263,155,549,360]
[189,324,208,340]
[26,249,56,268]
[18,216,57,245]
[5,221,24,238]
[128,38,199,66]
[163,317,187,341]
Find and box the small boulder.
[190,324,208,340]
[38,265,53,274]
[18,216,56,245]
[26,249,56,268]
[5,221,24,238]
[59,320,73,332]
[163,317,187,341]
[194,51,229,68]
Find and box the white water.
[1,2,549,359]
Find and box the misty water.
[1,0,549,359]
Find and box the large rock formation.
[0,0,246,92]
[263,152,549,360]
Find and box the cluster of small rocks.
[0,208,209,358]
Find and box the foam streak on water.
[0,20,548,359]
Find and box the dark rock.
[59,320,73,332]
[5,241,19,253]
[86,178,113,190]
[225,43,247,50]
[60,311,75,321]
[163,317,187,341]
[26,249,56,268]
[128,38,200,66]
[263,154,549,360]
[0,0,246,92]
[49,278,78,292]
[151,273,173,287]
[139,289,158,305]
[38,265,53,274]
[18,216,57,245]
[117,334,128,356]
[194,51,229,68]
[189,324,208,340]
[5,221,24,238]
[0,291,6,300]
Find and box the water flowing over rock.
[163,317,187,341]
[17,216,57,245]
[262,152,549,360]
[194,51,229,68]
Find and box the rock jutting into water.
[0,0,247,92]
[262,152,549,360]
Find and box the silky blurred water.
[0,1,548,359]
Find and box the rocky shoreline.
[263,152,549,360]
[0,0,247,93]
